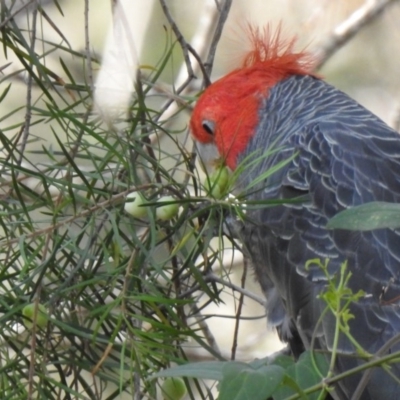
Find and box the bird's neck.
[234,75,330,196]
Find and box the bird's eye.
[202,120,215,135]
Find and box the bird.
[189,26,400,399]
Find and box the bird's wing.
[288,120,400,282]
[243,118,400,399]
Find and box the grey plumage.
[235,74,400,399]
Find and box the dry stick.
[192,303,222,357]
[84,0,94,94]
[205,273,266,307]
[18,6,37,168]
[135,73,163,185]
[154,0,233,120]
[155,0,230,126]
[159,0,196,82]
[314,0,399,70]
[202,0,232,85]
[152,0,220,122]
[187,43,212,88]
[34,228,54,400]
[155,0,211,128]
[26,10,39,400]
[231,257,248,360]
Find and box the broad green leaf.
[152,361,226,381]
[273,351,329,400]
[327,202,400,231]
[269,354,295,370]
[219,363,285,400]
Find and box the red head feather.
[190,25,314,170]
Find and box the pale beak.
[195,142,220,172]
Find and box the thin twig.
[187,44,211,87]
[231,257,248,360]
[26,7,39,400]
[191,303,222,357]
[135,72,163,185]
[205,273,266,307]
[84,0,94,93]
[18,6,38,167]
[159,0,195,81]
[203,0,233,83]
[314,0,399,69]
[156,0,224,126]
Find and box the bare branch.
[205,273,267,307]
[191,303,222,357]
[84,0,94,93]
[203,0,233,83]
[313,0,399,70]
[154,0,231,142]
[231,257,248,360]
[159,0,227,91]
[159,0,195,80]
[18,6,38,167]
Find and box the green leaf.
[269,354,295,370]
[152,361,226,381]
[153,360,288,400]
[327,202,400,231]
[218,362,285,400]
[273,351,329,400]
